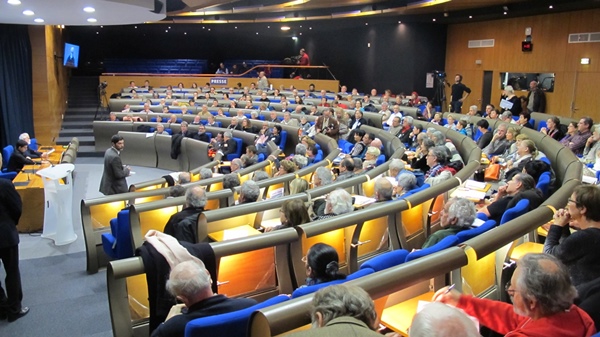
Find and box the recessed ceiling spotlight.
[469,16,472,19]
[432,18,436,22]
[96,31,99,34]
[309,27,312,30]
[365,23,368,25]
[23,10,34,15]
[87,18,97,23]
[281,26,290,31]
[549,5,553,9]
[165,30,168,32]
[134,26,137,28]
[503,12,507,15]
[34,18,44,23]
[168,26,171,29]
[184,32,187,35]
[8,0,21,5]
[208,28,211,31]
[299,32,302,35]
[398,21,401,23]
[83,6,95,13]
[300,25,302,28]
[234,26,237,29]
[267,26,270,28]
[256,32,259,35]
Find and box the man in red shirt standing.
[298,48,310,78]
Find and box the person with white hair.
[434,253,595,337]
[314,189,354,220]
[151,260,256,337]
[422,198,476,248]
[18,132,45,159]
[408,302,479,337]
[198,168,213,180]
[502,85,522,117]
[219,131,237,157]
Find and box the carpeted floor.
[2,157,171,336]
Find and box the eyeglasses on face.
[505,281,516,299]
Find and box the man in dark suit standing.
[315,108,339,139]
[99,135,130,195]
[0,154,29,322]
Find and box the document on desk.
[46,148,55,155]
[464,180,490,192]
[353,195,376,207]
[452,187,487,201]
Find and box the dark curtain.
[0,24,33,151]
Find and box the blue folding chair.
[360,249,409,272]
[291,268,374,298]
[456,220,497,243]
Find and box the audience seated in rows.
[561,117,593,156]
[238,180,260,204]
[265,199,310,232]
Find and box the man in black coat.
[0,158,29,321]
[6,140,35,172]
[151,260,256,337]
[219,131,238,158]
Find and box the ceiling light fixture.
[34,18,44,23]
[83,6,95,13]
[469,15,472,18]
[281,26,290,31]
[432,18,436,21]
[23,9,34,15]
[8,0,21,5]
[549,5,553,9]
[87,18,97,23]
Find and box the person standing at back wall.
[450,74,471,114]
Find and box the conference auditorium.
[0,0,599,336]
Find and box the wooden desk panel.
[380,292,435,336]
[14,146,65,233]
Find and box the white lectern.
[36,163,77,245]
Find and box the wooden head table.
[12,146,66,233]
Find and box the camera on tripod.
[433,70,446,79]
[98,81,108,95]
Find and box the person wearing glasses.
[544,185,600,329]
[433,253,595,337]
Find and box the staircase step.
[64,115,96,122]
[61,121,94,129]
[57,136,94,146]
[59,128,93,136]
[65,107,97,114]
[78,145,104,158]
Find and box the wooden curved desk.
[12,145,65,232]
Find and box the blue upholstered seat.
[226,138,243,161]
[279,130,287,151]
[500,199,530,225]
[101,210,133,260]
[405,235,459,263]
[536,171,551,197]
[291,268,374,298]
[360,249,409,272]
[456,220,497,243]
[184,295,290,337]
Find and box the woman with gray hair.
[422,197,476,248]
[395,172,418,198]
[314,189,354,220]
[285,284,381,336]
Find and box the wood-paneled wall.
[445,8,600,122]
[29,25,68,145]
